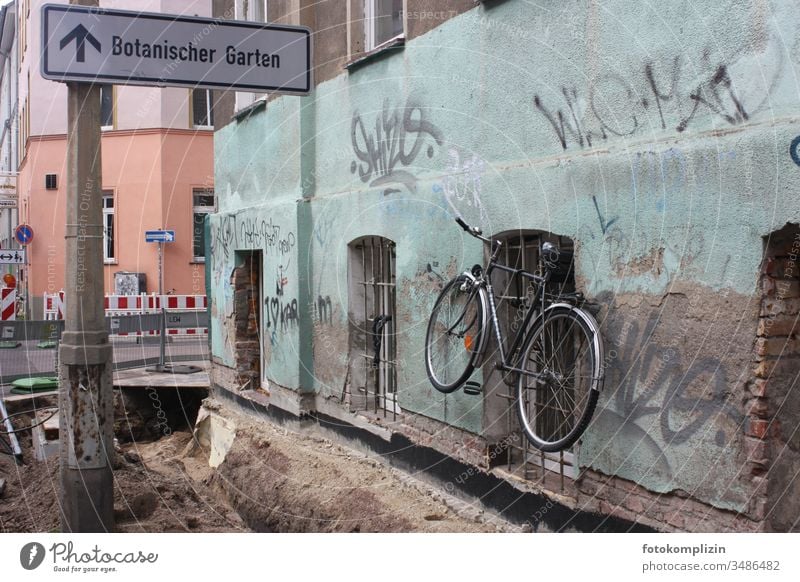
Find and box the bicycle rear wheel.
[425,275,485,393]
[516,305,603,452]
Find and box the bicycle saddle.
[541,242,560,268]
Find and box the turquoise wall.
[210,0,800,512]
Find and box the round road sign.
[14,224,34,245]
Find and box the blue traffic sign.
[15,224,34,245]
[145,230,175,243]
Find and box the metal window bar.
[354,237,397,419]
[494,232,577,490]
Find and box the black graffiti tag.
[350,98,444,195]
[265,296,298,333]
[534,49,781,150]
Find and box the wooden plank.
[40,410,59,440]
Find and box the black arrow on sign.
[59,24,101,63]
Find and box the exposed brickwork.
[576,469,762,532]
[757,224,800,532]
[372,409,490,470]
[232,253,261,389]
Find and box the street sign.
[0,173,16,198]
[145,230,175,243]
[14,224,34,246]
[41,4,312,94]
[0,249,25,265]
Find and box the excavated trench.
[1,391,510,533]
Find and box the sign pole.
[158,240,165,370]
[58,0,114,534]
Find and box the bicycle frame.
[468,238,552,373]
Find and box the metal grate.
[348,236,398,418]
[493,231,578,489]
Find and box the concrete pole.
[58,0,114,532]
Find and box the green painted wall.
[210,0,800,512]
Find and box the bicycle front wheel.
[425,275,485,393]
[516,305,603,452]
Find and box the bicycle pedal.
[463,381,482,396]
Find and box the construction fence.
[0,308,210,384]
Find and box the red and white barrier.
[1,288,16,321]
[42,292,208,336]
[103,293,207,313]
[44,290,65,320]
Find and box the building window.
[237,0,266,21]
[191,89,214,128]
[347,236,398,416]
[365,0,404,51]
[102,191,115,262]
[192,188,216,261]
[489,231,579,481]
[235,1,267,112]
[100,85,114,129]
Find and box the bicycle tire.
[425,275,485,393]
[515,305,603,452]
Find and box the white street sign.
[41,4,312,94]
[0,173,16,198]
[0,249,25,265]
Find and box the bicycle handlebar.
[454,216,484,239]
[454,216,560,272]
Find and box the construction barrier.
[42,292,208,336]
[43,290,65,320]
[1,287,16,321]
[0,315,209,383]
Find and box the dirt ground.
[1,398,512,533]
[0,428,246,533]
[196,401,510,532]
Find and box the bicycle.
[424,217,605,452]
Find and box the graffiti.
[313,295,333,325]
[313,212,335,247]
[592,195,617,235]
[350,98,444,195]
[275,265,288,296]
[265,296,298,333]
[210,214,237,261]
[441,148,489,227]
[603,312,742,449]
[238,217,296,256]
[534,45,783,149]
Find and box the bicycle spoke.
[426,277,484,393]
[516,309,600,451]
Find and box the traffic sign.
[0,173,16,198]
[0,249,25,265]
[14,224,34,246]
[41,4,312,94]
[145,230,175,243]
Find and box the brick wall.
[232,253,261,389]
[759,224,800,532]
[575,469,761,532]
